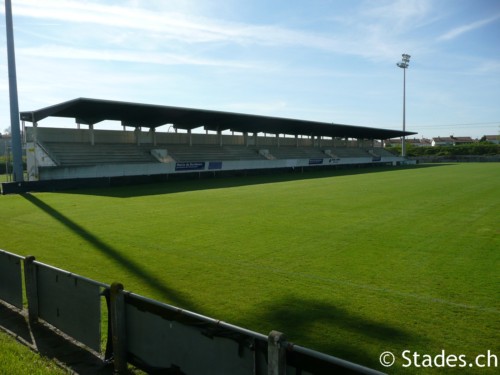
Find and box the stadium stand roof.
[20,97,416,139]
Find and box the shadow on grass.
[0,302,112,374]
[21,193,197,312]
[63,163,451,198]
[258,295,423,370]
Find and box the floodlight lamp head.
[397,53,411,68]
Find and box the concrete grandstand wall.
[25,127,406,182]
[27,127,376,148]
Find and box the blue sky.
[1,0,499,139]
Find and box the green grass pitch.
[0,330,66,375]
[1,163,499,372]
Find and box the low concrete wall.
[410,155,500,163]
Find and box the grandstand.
[18,98,415,187]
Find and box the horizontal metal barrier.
[0,249,385,374]
[0,249,23,309]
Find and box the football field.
[1,163,499,371]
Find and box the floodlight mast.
[397,53,411,157]
[4,0,24,181]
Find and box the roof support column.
[89,124,95,146]
[150,127,156,146]
[188,129,192,146]
[254,132,258,147]
[318,136,322,148]
[32,119,38,144]
[295,135,299,148]
[276,133,280,148]
[30,120,38,181]
[21,120,26,143]
[134,127,140,146]
[218,129,222,147]
[244,132,249,147]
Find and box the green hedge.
[386,142,499,157]
[0,156,27,174]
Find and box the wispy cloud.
[12,0,324,47]
[10,0,430,62]
[360,0,434,30]
[437,14,500,41]
[3,0,498,139]
[19,45,257,69]
[13,0,237,44]
[327,0,437,61]
[473,59,500,75]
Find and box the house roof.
[433,136,474,143]
[432,137,454,142]
[20,97,416,140]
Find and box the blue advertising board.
[308,158,324,165]
[208,161,223,170]
[175,162,206,171]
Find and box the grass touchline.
[1,163,498,373]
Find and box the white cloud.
[1,0,497,139]
[437,14,500,41]
[9,0,423,62]
[19,45,257,69]
[361,0,434,28]
[13,0,231,44]
[474,60,500,74]
[12,0,316,46]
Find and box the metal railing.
[0,249,384,374]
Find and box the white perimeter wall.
[25,127,406,181]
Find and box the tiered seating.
[265,147,327,159]
[28,126,404,183]
[223,146,266,160]
[331,148,371,158]
[43,142,157,166]
[41,141,385,167]
[370,148,397,157]
[164,145,265,162]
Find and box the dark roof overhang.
[20,97,417,139]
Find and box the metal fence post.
[110,282,127,374]
[268,330,287,375]
[24,255,38,324]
